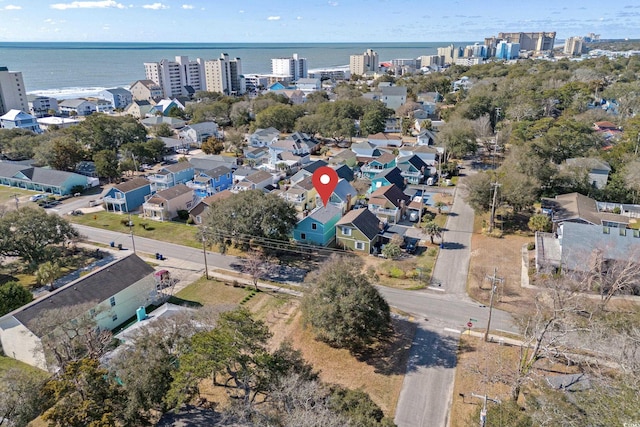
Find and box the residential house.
[361,152,396,179]
[329,149,357,166]
[272,89,306,105]
[268,138,310,171]
[351,141,382,159]
[384,118,401,133]
[396,154,428,184]
[149,98,185,117]
[335,208,383,254]
[130,79,163,102]
[248,127,280,147]
[535,221,640,275]
[368,132,403,148]
[37,116,80,131]
[290,160,328,184]
[189,155,238,173]
[148,161,195,191]
[416,129,437,146]
[290,131,321,154]
[326,178,358,213]
[188,190,234,225]
[27,95,58,117]
[94,99,114,114]
[142,184,194,221]
[0,109,42,133]
[0,254,157,371]
[179,122,219,147]
[243,147,269,167]
[279,175,317,212]
[380,85,407,110]
[187,165,233,198]
[124,100,154,119]
[99,87,133,109]
[370,167,406,193]
[103,177,152,212]
[333,164,355,182]
[399,146,438,174]
[564,158,611,189]
[541,192,629,230]
[295,78,321,94]
[141,116,186,130]
[59,98,96,116]
[0,162,89,195]
[160,136,190,155]
[293,204,342,246]
[232,170,275,192]
[367,184,410,224]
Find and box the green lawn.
[0,186,40,201]
[69,211,201,248]
[173,277,254,306]
[0,355,48,376]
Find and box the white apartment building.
[144,56,205,98]
[349,49,379,76]
[437,44,461,65]
[0,66,28,116]
[204,53,245,95]
[271,53,308,81]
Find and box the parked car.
[29,194,47,202]
[405,238,418,254]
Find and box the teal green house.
[292,204,342,246]
[0,163,89,195]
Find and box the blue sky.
[0,0,638,43]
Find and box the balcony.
[148,174,172,185]
[361,165,385,175]
[104,196,126,205]
[368,206,398,217]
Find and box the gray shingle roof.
[337,208,381,240]
[153,183,192,201]
[11,254,155,335]
[114,177,151,193]
[163,161,194,173]
[307,204,342,223]
[0,162,85,187]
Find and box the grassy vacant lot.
[70,211,201,249]
[174,276,412,421]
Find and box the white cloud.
[239,9,244,13]
[102,25,110,30]
[296,16,302,20]
[4,5,22,10]
[142,2,168,9]
[50,0,125,10]
[328,1,338,6]
[267,16,280,21]
[181,4,193,9]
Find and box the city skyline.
[0,0,638,43]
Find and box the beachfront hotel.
[0,66,28,116]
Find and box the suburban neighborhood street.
[70,177,515,427]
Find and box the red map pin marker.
[312,166,339,207]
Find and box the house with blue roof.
[333,164,355,182]
[293,204,342,246]
[268,82,287,91]
[179,122,219,147]
[103,177,152,213]
[370,167,406,193]
[148,161,195,191]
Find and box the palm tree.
[423,221,442,245]
[35,261,61,290]
[434,201,446,214]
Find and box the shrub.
[388,266,404,278]
[527,242,535,250]
[177,210,189,220]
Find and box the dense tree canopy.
[0,281,33,317]
[0,207,79,269]
[301,256,391,352]
[203,190,297,253]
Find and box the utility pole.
[488,182,501,233]
[128,213,136,254]
[635,132,639,156]
[470,393,501,427]
[12,194,19,210]
[484,267,504,342]
[202,234,209,280]
[418,183,426,229]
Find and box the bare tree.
[29,302,112,370]
[243,249,278,291]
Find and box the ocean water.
[0,42,468,99]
